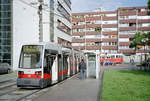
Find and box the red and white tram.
[100,53,123,64]
[17,42,83,88]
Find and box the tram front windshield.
[19,45,43,69]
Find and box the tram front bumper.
[17,78,44,88]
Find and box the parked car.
[0,63,11,74]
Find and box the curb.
[98,69,104,101]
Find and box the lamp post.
[100,15,103,63]
[38,0,43,42]
[84,15,87,52]
[142,38,148,69]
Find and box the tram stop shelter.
[85,52,100,79]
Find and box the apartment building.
[72,6,150,56]
[118,6,150,54]
[12,0,72,70]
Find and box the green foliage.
[129,31,149,52]
[95,27,102,32]
[145,32,150,45]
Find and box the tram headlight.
[18,71,24,75]
[35,71,42,75]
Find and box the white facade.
[54,0,72,43]
[13,0,72,70]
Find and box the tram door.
[63,55,68,79]
[74,56,77,74]
[69,56,73,76]
[44,50,55,86]
[58,54,63,81]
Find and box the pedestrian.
[79,59,86,80]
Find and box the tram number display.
[23,46,41,52]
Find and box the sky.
[72,0,148,13]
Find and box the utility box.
[86,52,100,79]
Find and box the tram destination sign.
[23,45,41,52]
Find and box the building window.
[0,0,12,65]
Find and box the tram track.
[0,78,16,85]
[0,79,16,90]
[0,87,18,97]
[0,86,41,101]
[0,73,78,101]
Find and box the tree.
[146,32,150,46]
[130,32,150,70]
[95,27,102,32]
[129,32,145,52]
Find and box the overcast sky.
[72,0,148,13]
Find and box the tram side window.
[101,56,104,59]
[107,56,110,59]
[63,55,68,69]
[58,54,62,72]
[116,55,119,58]
[111,55,115,59]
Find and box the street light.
[38,0,43,42]
[141,38,148,68]
[84,15,88,52]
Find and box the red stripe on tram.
[43,73,52,79]
[18,74,41,79]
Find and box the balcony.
[119,19,136,23]
[119,34,134,38]
[72,39,84,43]
[138,11,148,16]
[72,18,84,22]
[86,24,101,28]
[119,42,132,46]
[138,19,150,24]
[138,27,150,31]
[119,49,135,53]
[86,46,101,50]
[119,49,150,53]
[102,31,118,35]
[102,38,117,42]
[103,24,118,28]
[86,38,102,42]
[119,27,136,31]
[72,32,84,36]
[72,25,85,29]
[72,46,101,50]
[102,46,117,50]
[119,11,136,16]
[102,16,117,21]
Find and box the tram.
[100,53,123,64]
[17,42,83,88]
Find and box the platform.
[32,74,101,101]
